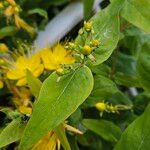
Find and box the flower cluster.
[65,21,100,64]
[96,102,132,116]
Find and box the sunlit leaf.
[19,66,93,150]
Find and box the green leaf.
[114,72,141,87]
[90,64,111,77]
[137,44,150,91]
[27,8,48,20]
[86,75,118,107]
[54,124,71,150]
[83,0,94,20]
[19,66,93,150]
[114,104,150,150]
[121,25,150,58]
[0,26,18,39]
[26,70,71,149]
[82,119,122,143]
[108,91,132,105]
[26,70,42,98]
[76,0,123,65]
[0,118,26,148]
[121,0,150,33]
[111,52,136,76]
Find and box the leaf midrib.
[38,68,79,126]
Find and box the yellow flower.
[32,123,82,150]
[32,132,60,150]
[40,44,75,71]
[0,43,8,53]
[7,54,44,86]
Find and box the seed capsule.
[95,102,106,112]
[56,68,64,76]
[84,21,92,32]
[82,45,92,55]
[92,40,100,47]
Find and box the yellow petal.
[14,15,35,34]
[7,0,16,6]
[5,6,15,17]
[19,106,32,115]
[32,132,58,150]
[16,78,26,86]
[63,51,75,64]
[16,56,28,69]
[40,49,58,70]
[46,133,58,150]
[7,69,25,80]
[53,44,66,59]
[28,54,41,72]
[33,64,44,77]
[40,44,75,71]
[53,44,75,65]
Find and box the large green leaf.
[26,71,71,150]
[115,104,150,150]
[83,119,122,143]
[0,118,26,148]
[114,72,141,87]
[121,0,150,33]
[76,0,123,65]
[137,44,150,91]
[19,66,93,150]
